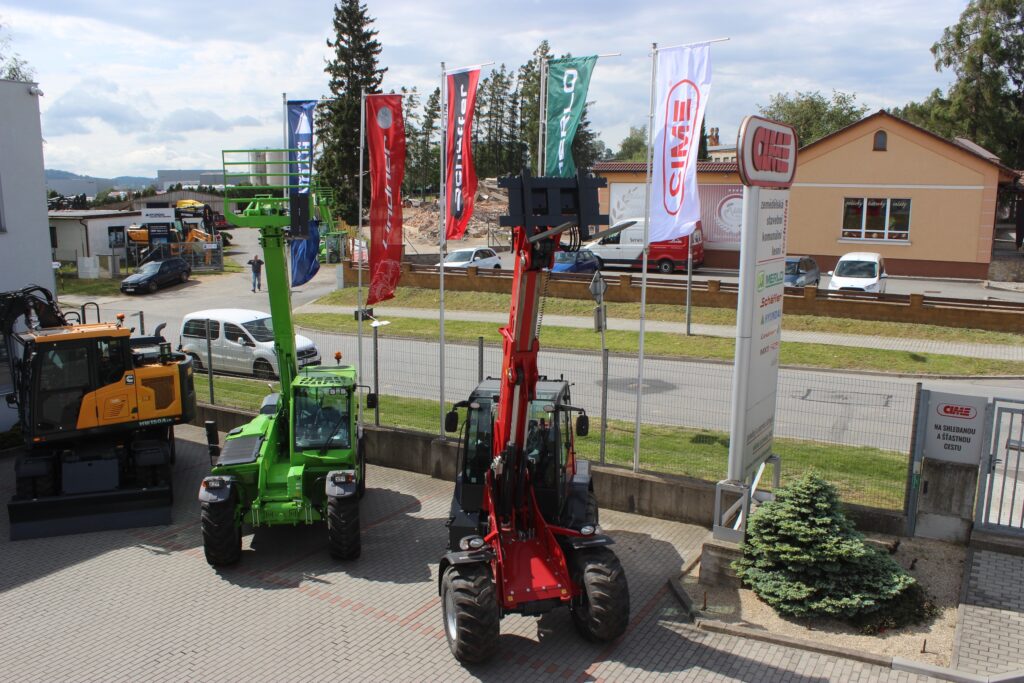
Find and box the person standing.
[247,254,264,292]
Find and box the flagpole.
[632,43,658,474]
[357,88,366,384]
[438,62,447,438]
[537,56,547,175]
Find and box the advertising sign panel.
[922,391,989,465]
[727,115,797,481]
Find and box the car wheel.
[180,271,189,283]
[189,353,203,371]
[253,359,275,380]
[148,281,158,294]
[657,259,674,274]
[493,264,501,269]
[595,258,605,270]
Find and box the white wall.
[0,79,54,431]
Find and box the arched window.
[873,130,887,151]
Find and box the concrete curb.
[694,618,1023,682]
[695,618,893,668]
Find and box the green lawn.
[293,312,1024,376]
[317,286,1024,347]
[56,276,124,298]
[195,374,905,510]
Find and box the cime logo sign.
[937,404,977,419]
[660,80,700,216]
[737,115,798,189]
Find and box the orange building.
[593,112,1020,276]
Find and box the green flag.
[544,55,597,177]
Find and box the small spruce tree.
[734,472,916,621]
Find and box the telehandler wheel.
[201,495,241,567]
[327,497,360,559]
[570,546,630,642]
[441,564,499,663]
[357,444,366,499]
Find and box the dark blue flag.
[291,219,321,286]
[287,100,317,237]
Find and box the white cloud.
[5,0,967,176]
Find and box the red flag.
[445,67,480,240]
[365,94,406,306]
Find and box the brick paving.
[0,425,939,682]
[953,549,1024,675]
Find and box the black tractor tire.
[201,496,241,567]
[586,491,599,526]
[253,359,275,380]
[570,547,630,642]
[357,444,367,499]
[441,564,500,663]
[327,250,340,264]
[657,259,674,274]
[327,497,360,560]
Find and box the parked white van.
[179,309,320,379]
[583,218,703,274]
[826,252,888,293]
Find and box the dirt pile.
[403,178,507,247]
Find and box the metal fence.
[75,299,912,512]
[127,240,225,272]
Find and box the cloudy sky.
[1,0,967,179]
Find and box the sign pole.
[632,43,658,473]
[357,89,366,383]
[438,62,447,437]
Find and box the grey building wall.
[0,79,55,430]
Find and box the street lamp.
[367,315,390,426]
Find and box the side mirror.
[576,414,590,437]
[365,392,378,409]
[827,270,834,276]
[445,409,459,433]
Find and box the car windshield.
[241,317,274,342]
[137,262,160,275]
[554,252,574,263]
[445,249,475,263]
[785,260,801,275]
[835,260,878,278]
[293,386,352,451]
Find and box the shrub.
[733,472,923,625]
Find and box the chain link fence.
[74,300,911,512]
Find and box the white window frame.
[840,197,912,242]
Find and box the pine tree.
[698,120,710,160]
[317,0,386,225]
[570,104,605,172]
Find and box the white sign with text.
[922,391,989,465]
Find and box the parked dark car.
[784,256,820,287]
[121,257,191,294]
[552,249,600,274]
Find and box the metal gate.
[976,399,1024,534]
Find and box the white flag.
[648,44,712,243]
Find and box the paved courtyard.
[0,425,938,682]
[953,549,1024,676]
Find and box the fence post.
[373,324,381,426]
[205,318,215,405]
[600,347,609,465]
[904,382,926,536]
[477,336,484,382]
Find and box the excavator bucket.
[8,485,173,540]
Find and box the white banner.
[648,44,712,244]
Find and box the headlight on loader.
[459,535,485,551]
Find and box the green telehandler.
[197,149,371,566]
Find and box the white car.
[440,247,502,269]
[179,309,320,379]
[827,252,888,293]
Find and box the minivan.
[179,309,320,379]
[584,218,704,273]
[827,252,888,293]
